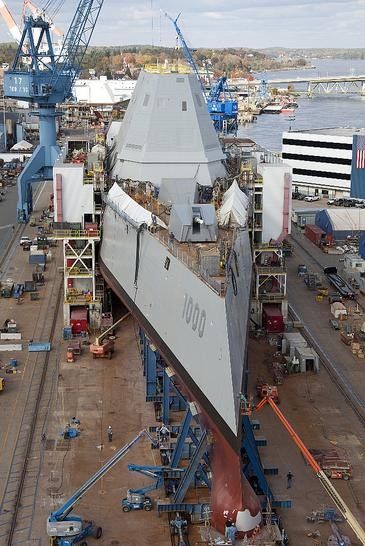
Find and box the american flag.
[356,135,365,169]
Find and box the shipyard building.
[282,127,365,199]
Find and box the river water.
[239,59,365,152]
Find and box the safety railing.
[151,229,228,297]
[52,229,100,239]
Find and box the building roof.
[323,208,365,231]
[285,127,365,138]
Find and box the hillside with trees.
[0,43,309,79]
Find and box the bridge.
[231,75,365,97]
[267,75,365,97]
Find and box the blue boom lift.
[47,430,156,545]
[4,0,104,222]
[165,12,238,135]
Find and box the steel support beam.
[162,368,170,425]
[170,408,193,468]
[242,415,273,500]
[173,430,208,503]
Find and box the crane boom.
[164,11,206,98]
[0,0,22,43]
[94,312,131,346]
[4,0,103,222]
[48,430,156,524]
[256,396,365,545]
[53,0,103,97]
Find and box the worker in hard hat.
[107,425,113,442]
[158,423,170,449]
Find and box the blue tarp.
[28,342,51,352]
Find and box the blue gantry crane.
[46,430,156,546]
[4,0,104,222]
[165,12,238,135]
[207,76,238,134]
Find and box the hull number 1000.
[182,293,206,338]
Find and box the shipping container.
[70,308,88,335]
[84,222,98,236]
[305,224,328,246]
[29,254,46,265]
[262,305,284,333]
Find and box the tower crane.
[47,430,157,545]
[4,0,104,222]
[256,395,365,545]
[165,12,238,136]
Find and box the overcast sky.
[1,0,365,48]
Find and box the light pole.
[2,94,6,152]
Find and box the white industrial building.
[282,127,365,198]
[73,77,136,104]
[257,161,292,243]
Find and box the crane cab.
[47,517,83,538]
[47,516,102,545]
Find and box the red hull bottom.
[210,426,262,535]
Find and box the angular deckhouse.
[109,69,226,186]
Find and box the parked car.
[328,292,343,304]
[329,318,340,330]
[19,236,32,247]
[327,199,336,205]
[304,195,321,202]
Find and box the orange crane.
[0,0,62,53]
[22,0,64,38]
[0,0,21,43]
[255,395,365,545]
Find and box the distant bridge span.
[267,75,365,96]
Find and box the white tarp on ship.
[217,180,249,227]
[108,182,167,228]
[10,139,33,151]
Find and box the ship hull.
[100,192,261,533]
[99,256,261,533]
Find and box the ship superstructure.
[100,67,262,534]
[107,68,226,186]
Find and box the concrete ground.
[31,315,212,546]
[0,184,63,540]
[4,188,364,545]
[0,182,18,258]
[248,334,365,546]
[249,225,365,546]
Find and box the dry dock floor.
[2,194,365,545]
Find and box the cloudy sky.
[1,0,365,48]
